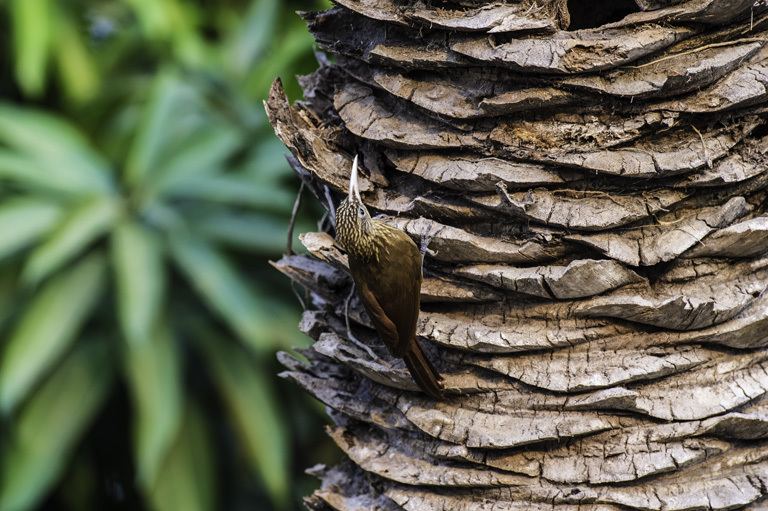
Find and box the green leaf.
[0,265,20,334]
[0,340,113,511]
[0,252,106,414]
[168,234,270,352]
[10,0,50,97]
[146,400,215,511]
[241,136,294,183]
[52,5,99,103]
[125,321,182,487]
[193,211,309,254]
[112,221,164,346]
[196,333,289,507]
[22,196,120,285]
[122,0,175,40]
[0,198,61,261]
[0,105,112,194]
[247,20,316,99]
[163,174,295,214]
[0,150,49,186]
[225,0,278,75]
[143,125,241,203]
[125,72,185,187]
[0,150,88,196]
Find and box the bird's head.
[335,155,374,257]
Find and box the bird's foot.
[344,284,379,362]
[419,220,444,262]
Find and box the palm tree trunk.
[269,1,768,509]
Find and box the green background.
[0,1,336,510]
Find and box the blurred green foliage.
[0,1,335,510]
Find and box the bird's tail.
[403,339,446,401]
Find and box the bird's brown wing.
[379,235,423,357]
[348,224,422,357]
[355,280,401,354]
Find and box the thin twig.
[691,125,712,169]
[744,10,768,33]
[629,38,768,69]
[324,185,337,229]
[286,181,305,256]
[290,280,308,311]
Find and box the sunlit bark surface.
[268,1,768,509]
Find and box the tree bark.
[268,1,768,509]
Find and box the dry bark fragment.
[327,0,408,25]
[309,462,403,511]
[606,0,760,28]
[701,410,768,440]
[674,135,768,187]
[300,225,563,281]
[384,216,566,264]
[270,253,348,297]
[305,8,472,70]
[388,485,593,510]
[367,41,470,70]
[656,51,768,113]
[566,196,750,266]
[596,456,768,510]
[328,425,530,487]
[386,486,621,511]
[547,118,761,177]
[469,342,711,392]
[346,61,584,119]
[478,86,580,116]
[450,25,695,74]
[358,64,577,119]
[629,355,768,420]
[560,353,768,420]
[331,0,559,34]
[420,273,505,303]
[280,348,420,433]
[684,215,768,258]
[453,258,644,299]
[335,81,489,150]
[575,252,768,330]
[418,307,632,353]
[496,436,728,485]
[403,1,557,33]
[635,0,685,9]
[265,79,367,195]
[391,401,617,449]
[489,111,672,153]
[477,417,729,478]
[297,306,513,395]
[561,41,763,99]
[314,328,520,396]
[497,182,691,231]
[680,290,768,348]
[386,150,576,191]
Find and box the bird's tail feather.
[403,339,445,401]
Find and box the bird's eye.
[358,207,365,218]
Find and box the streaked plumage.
[335,155,445,400]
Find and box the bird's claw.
[344,284,379,362]
[419,220,444,262]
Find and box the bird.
[334,155,446,400]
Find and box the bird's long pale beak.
[348,154,363,203]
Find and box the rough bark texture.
[267,1,768,509]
